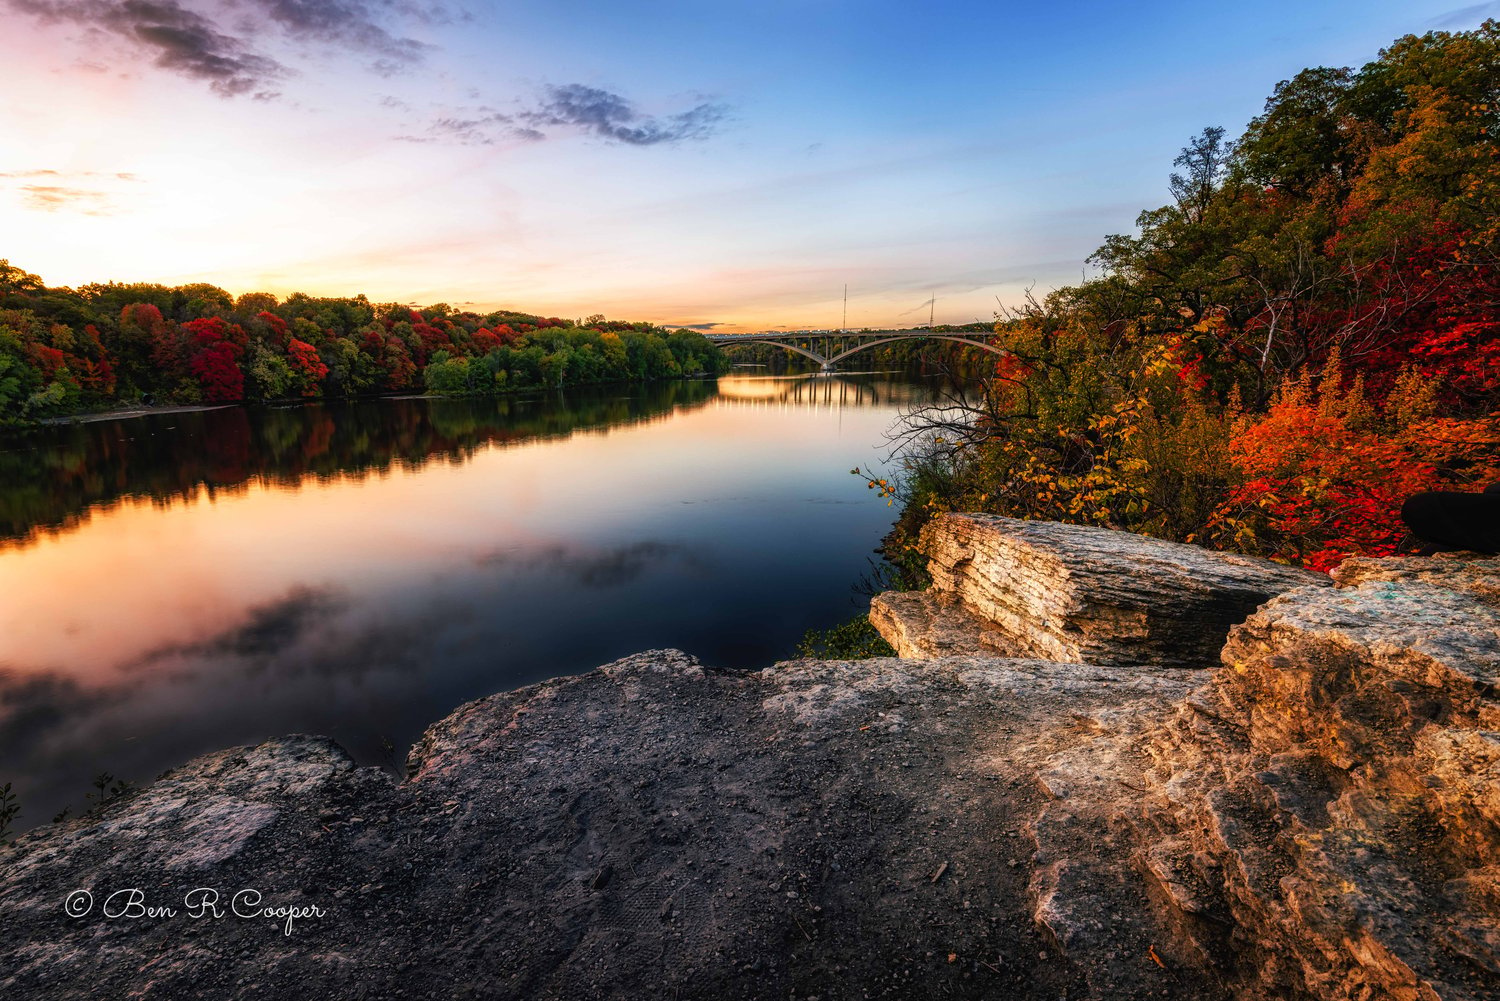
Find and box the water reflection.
[715,372,923,408]
[0,374,933,832]
[0,380,719,547]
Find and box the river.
[0,372,935,830]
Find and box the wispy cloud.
[0,169,140,181]
[896,297,937,319]
[6,0,288,97]
[19,186,117,215]
[242,0,437,68]
[1,169,142,215]
[1433,2,1500,27]
[396,110,543,146]
[399,84,729,148]
[519,84,727,146]
[3,0,460,98]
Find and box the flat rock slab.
[900,513,1328,667]
[0,650,1213,1001]
[868,590,1022,658]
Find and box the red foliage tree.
[257,311,290,347]
[381,336,417,390]
[182,317,247,402]
[412,321,452,359]
[189,341,245,401]
[286,337,329,396]
[472,327,501,353]
[27,343,67,381]
[1209,359,1500,571]
[120,303,166,338]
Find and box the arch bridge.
[706,329,1006,372]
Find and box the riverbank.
[3,516,1494,999]
[33,403,237,426]
[11,369,727,431]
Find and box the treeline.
[884,21,1500,572]
[0,272,727,425]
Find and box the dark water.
[0,373,933,831]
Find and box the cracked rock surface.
[1136,564,1500,1000]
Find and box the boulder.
[1332,552,1500,606]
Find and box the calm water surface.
[0,373,933,829]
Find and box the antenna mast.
[842,284,847,331]
[929,296,936,330]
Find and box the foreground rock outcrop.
[2,519,1496,1001]
[1,651,1214,1000]
[1141,559,1500,999]
[874,513,1327,666]
[1026,557,1500,1001]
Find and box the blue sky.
[2,0,1496,329]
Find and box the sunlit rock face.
[1135,559,1500,1000]
[1330,551,1500,600]
[875,513,1327,667]
[868,590,1007,658]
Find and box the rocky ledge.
[2,518,1496,1000]
[874,513,1328,667]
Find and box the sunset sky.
[3,0,1495,331]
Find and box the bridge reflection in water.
[713,373,933,412]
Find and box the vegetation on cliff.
[879,21,1500,572]
[0,273,726,425]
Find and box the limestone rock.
[5,531,1499,1000]
[1332,553,1500,606]
[1140,563,1500,1000]
[878,513,1326,667]
[0,648,1215,1001]
[868,590,1022,658]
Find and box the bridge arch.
[713,332,1008,371]
[715,338,834,367]
[825,335,1008,365]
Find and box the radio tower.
[842,284,847,331]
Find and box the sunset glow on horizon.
[2,0,1491,331]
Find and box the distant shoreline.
[36,404,237,427]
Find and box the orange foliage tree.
[1207,358,1500,570]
